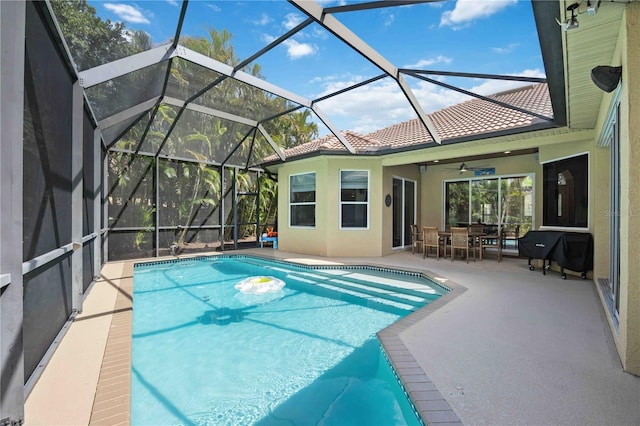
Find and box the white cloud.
[262,33,277,44]
[206,4,221,13]
[282,39,317,59]
[310,68,545,135]
[104,3,151,24]
[254,13,271,26]
[313,77,467,134]
[404,55,453,69]
[492,43,519,54]
[283,13,305,30]
[384,13,395,27]
[440,0,517,28]
[467,68,546,95]
[165,0,179,6]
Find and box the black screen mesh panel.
[165,58,224,101]
[101,113,150,148]
[83,110,95,236]
[108,230,155,260]
[139,103,178,155]
[194,75,295,123]
[160,109,254,164]
[158,159,221,228]
[23,1,73,261]
[226,131,277,169]
[107,153,154,228]
[159,229,221,256]
[85,62,168,122]
[222,168,235,242]
[83,241,95,292]
[23,253,72,381]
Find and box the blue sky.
[89,0,546,135]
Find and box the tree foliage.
[50,0,138,70]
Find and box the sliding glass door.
[392,177,416,249]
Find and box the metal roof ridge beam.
[163,96,258,127]
[402,69,547,83]
[397,74,442,144]
[176,46,311,107]
[79,44,175,88]
[313,74,387,103]
[235,17,314,71]
[257,124,286,161]
[325,1,440,14]
[98,96,160,129]
[289,0,397,77]
[311,105,356,154]
[172,0,189,48]
[407,72,554,122]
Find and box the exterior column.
[71,82,83,313]
[620,1,640,375]
[0,1,26,422]
[93,130,102,277]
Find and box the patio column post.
[93,129,102,278]
[0,0,26,422]
[71,81,84,313]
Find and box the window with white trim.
[290,172,316,227]
[340,170,369,229]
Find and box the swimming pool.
[131,256,448,425]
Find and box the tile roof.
[271,83,553,161]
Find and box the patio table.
[439,231,486,260]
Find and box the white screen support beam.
[98,96,160,129]
[163,96,258,127]
[176,46,312,108]
[79,44,175,88]
[312,105,356,154]
[257,124,286,161]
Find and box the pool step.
[238,259,438,313]
[270,271,430,312]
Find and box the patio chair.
[450,226,474,263]
[469,224,485,260]
[481,227,502,261]
[422,226,443,260]
[409,224,423,254]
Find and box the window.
[444,175,534,234]
[290,172,316,227]
[542,153,588,228]
[340,170,369,228]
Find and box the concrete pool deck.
[24,249,640,425]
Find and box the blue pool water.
[131,256,447,425]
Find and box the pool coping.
[89,254,467,425]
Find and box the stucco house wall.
[612,2,640,374]
[276,156,387,257]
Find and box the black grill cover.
[518,231,593,273]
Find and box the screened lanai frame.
[66,0,563,260]
[0,0,569,422]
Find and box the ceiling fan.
[444,162,493,174]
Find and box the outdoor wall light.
[591,65,622,92]
[556,2,580,30]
